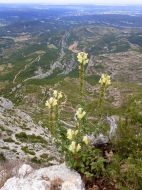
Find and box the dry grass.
[0,159,44,188]
[0,160,23,188]
[50,177,63,190]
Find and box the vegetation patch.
[0,153,6,162]
[15,132,47,144]
[3,137,15,143]
[21,146,35,155]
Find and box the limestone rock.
[18,164,33,178]
[1,164,85,190]
[0,97,13,112]
[0,97,60,163]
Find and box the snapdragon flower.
[77,52,88,65]
[75,108,86,120]
[69,141,81,153]
[67,129,78,140]
[76,143,81,152]
[83,135,90,145]
[53,90,63,100]
[99,74,111,86]
[45,97,58,109]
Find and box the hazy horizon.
[0,0,142,5]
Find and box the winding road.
[13,55,41,84]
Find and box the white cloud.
[0,0,142,4]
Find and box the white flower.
[76,108,86,120]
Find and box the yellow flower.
[45,97,58,109]
[67,129,78,140]
[69,141,76,153]
[99,74,111,86]
[74,130,79,136]
[69,141,81,153]
[76,143,81,152]
[83,135,90,145]
[53,90,58,98]
[76,108,86,120]
[67,129,74,140]
[58,92,63,99]
[77,52,88,65]
[53,90,63,100]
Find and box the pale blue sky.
[0,0,142,5]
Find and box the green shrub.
[105,154,142,189]
[108,100,142,189]
[15,132,47,144]
[3,137,14,143]
[0,153,6,162]
[21,147,35,155]
[31,156,41,164]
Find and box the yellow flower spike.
[76,143,81,152]
[53,90,63,100]
[67,129,78,140]
[50,97,58,107]
[77,52,88,65]
[69,141,81,153]
[99,74,111,86]
[69,141,76,153]
[83,135,90,145]
[58,92,63,99]
[76,108,86,120]
[77,52,89,101]
[45,97,58,109]
[74,130,79,136]
[67,129,74,140]
[53,90,58,98]
[45,100,51,109]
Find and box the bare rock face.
[0,97,60,164]
[0,97,13,112]
[18,164,33,178]
[1,164,85,190]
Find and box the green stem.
[56,104,59,122]
[98,85,106,119]
[80,62,84,102]
[49,107,54,134]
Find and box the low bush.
[15,132,47,144]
